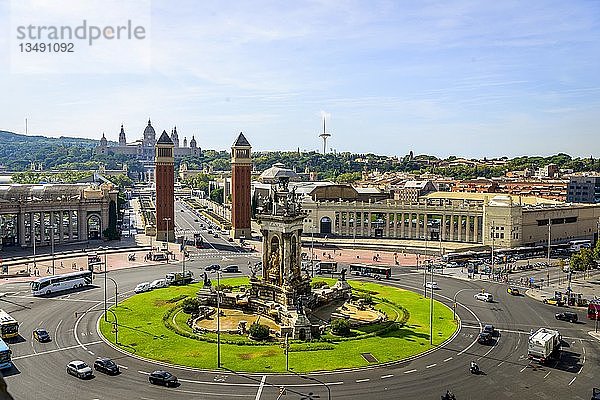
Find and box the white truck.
[528,328,561,363]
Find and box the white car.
[424,282,439,290]
[150,279,168,289]
[134,282,151,293]
[474,292,493,302]
[66,360,93,379]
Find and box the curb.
[95,291,463,377]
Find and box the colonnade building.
[300,188,600,249]
[0,183,117,249]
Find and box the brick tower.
[155,130,175,242]
[230,132,252,239]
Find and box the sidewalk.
[525,272,600,305]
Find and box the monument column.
[441,214,447,241]
[230,133,252,240]
[155,130,175,242]
[17,212,25,247]
[68,211,74,241]
[457,215,463,242]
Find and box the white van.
[474,292,493,302]
[150,279,168,289]
[134,282,151,293]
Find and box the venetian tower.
[155,130,175,242]
[230,132,252,239]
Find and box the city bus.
[30,270,93,296]
[0,338,12,370]
[0,310,19,339]
[349,264,392,279]
[569,240,592,252]
[316,261,338,275]
[588,300,600,320]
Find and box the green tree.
[248,323,270,340]
[181,298,200,315]
[107,174,133,188]
[330,318,351,336]
[594,240,600,260]
[210,187,224,204]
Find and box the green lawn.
[99,278,457,372]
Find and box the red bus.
[587,301,600,320]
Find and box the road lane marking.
[497,361,504,367]
[12,340,102,360]
[404,369,417,374]
[381,374,393,379]
[356,378,370,383]
[255,375,266,400]
[443,357,453,362]
[543,371,551,379]
[118,365,128,369]
[568,377,576,386]
[426,364,437,369]
[6,295,98,303]
[519,365,528,373]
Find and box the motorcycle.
[469,362,480,375]
[128,254,136,262]
[441,390,456,400]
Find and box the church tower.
[230,132,252,239]
[155,130,175,242]
[118,124,126,146]
[171,126,179,148]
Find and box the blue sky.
[1,0,599,158]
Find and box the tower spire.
[319,116,331,155]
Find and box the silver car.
[67,360,93,379]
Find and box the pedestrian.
[46,266,50,274]
[60,261,63,269]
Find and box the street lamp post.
[106,309,119,345]
[101,247,109,322]
[107,276,118,309]
[212,270,222,369]
[490,222,496,279]
[429,253,434,345]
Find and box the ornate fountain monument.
[197,167,353,340]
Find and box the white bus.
[30,271,93,296]
[569,240,592,252]
[0,310,19,339]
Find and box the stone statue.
[203,272,211,287]
[296,296,304,314]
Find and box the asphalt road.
[1,211,598,400]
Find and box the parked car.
[134,282,151,293]
[592,388,600,400]
[507,287,520,296]
[205,264,221,271]
[478,332,493,345]
[213,233,219,238]
[543,298,565,306]
[423,281,439,290]
[150,279,168,289]
[93,357,120,375]
[223,265,239,273]
[555,311,578,323]
[228,238,234,242]
[66,360,93,379]
[474,292,493,302]
[149,370,178,387]
[33,328,51,342]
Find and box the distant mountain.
[0,130,98,145]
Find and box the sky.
[1,0,599,158]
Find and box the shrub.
[181,298,200,315]
[248,323,270,340]
[311,281,329,289]
[357,292,374,305]
[330,318,351,336]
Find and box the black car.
[205,264,221,271]
[33,328,51,342]
[483,324,496,336]
[223,265,239,273]
[592,388,600,400]
[93,357,120,375]
[555,311,578,323]
[478,332,493,345]
[149,370,178,387]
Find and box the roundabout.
[97,278,458,373]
